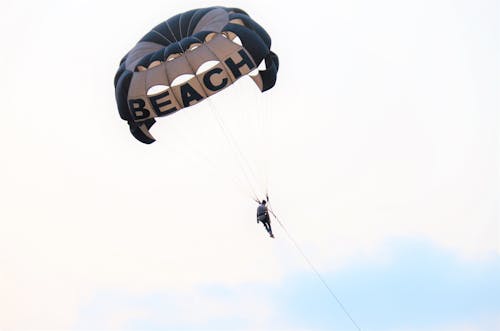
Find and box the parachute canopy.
[114,6,279,144]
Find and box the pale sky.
[1,0,499,330]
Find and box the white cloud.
[387,315,500,331]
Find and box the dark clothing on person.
[257,202,274,237]
[257,204,267,218]
[261,220,273,236]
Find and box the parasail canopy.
[114,6,279,144]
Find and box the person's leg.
[264,222,273,237]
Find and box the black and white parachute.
[114,6,279,144]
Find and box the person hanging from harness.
[257,199,274,238]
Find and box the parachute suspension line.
[167,119,254,201]
[208,100,261,189]
[262,92,271,196]
[267,205,362,331]
[164,27,264,202]
[253,88,266,194]
[157,21,267,203]
[207,99,260,202]
[244,83,267,196]
[160,32,254,201]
